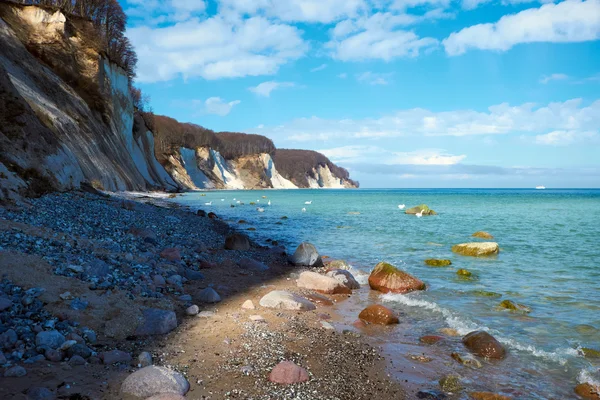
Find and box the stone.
[120,366,190,398]
[457,269,473,278]
[185,305,199,316]
[198,260,217,269]
[304,293,334,306]
[26,387,56,400]
[178,294,192,302]
[450,352,482,368]
[59,340,77,351]
[368,262,426,294]
[183,268,204,281]
[498,300,531,313]
[145,395,186,400]
[321,321,334,330]
[160,248,181,262]
[580,348,600,359]
[102,350,132,364]
[166,275,183,287]
[462,331,506,359]
[197,210,207,217]
[70,298,89,310]
[135,309,178,336]
[198,311,215,318]
[153,275,166,287]
[472,231,494,239]
[405,204,437,215]
[358,305,399,325]
[325,260,351,271]
[0,297,12,311]
[0,329,18,349]
[326,269,360,290]
[470,392,512,400]
[239,258,269,271]
[439,375,462,392]
[208,212,218,219]
[0,352,6,364]
[420,335,444,345]
[241,300,255,310]
[296,271,351,294]
[417,390,447,399]
[452,242,499,257]
[439,328,460,336]
[66,344,92,359]
[66,333,84,344]
[574,383,600,400]
[249,315,266,322]
[259,291,316,311]
[44,349,63,362]
[198,287,221,303]
[35,331,65,350]
[138,352,152,367]
[289,242,323,268]
[68,355,86,366]
[225,234,250,251]
[425,259,452,267]
[4,365,26,377]
[268,361,309,385]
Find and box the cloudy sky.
[122,0,600,188]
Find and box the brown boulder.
[420,335,444,345]
[470,392,512,400]
[472,231,494,239]
[575,383,600,399]
[358,305,399,325]
[462,331,506,359]
[268,361,309,385]
[368,262,425,294]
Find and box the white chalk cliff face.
[0,3,356,202]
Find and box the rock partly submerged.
[472,231,494,239]
[498,300,531,313]
[452,242,499,257]
[462,331,506,359]
[574,383,600,399]
[326,269,360,290]
[224,234,250,251]
[425,259,452,267]
[405,204,437,216]
[368,262,426,294]
[259,291,316,311]
[296,271,351,294]
[358,305,399,325]
[289,242,323,268]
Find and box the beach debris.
[259,290,316,311]
[268,361,310,384]
[296,271,351,294]
[452,242,499,257]
[368,262,426,294]
[120,366,190,398]
[462,331,506,359]
[358,305,399,325]
[289,242,323,268]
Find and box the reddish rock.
[470,392,513,400]
[462,331,506,359]
[420,335,444,345]
[358,305,399,325]
[296,271,351,295]
[160,248,181,262]
[368,262,426,294]
[575,383,600,400]
[304,293,334,306]
[268,361,309,385]
[352,319,367,329]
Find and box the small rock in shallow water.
[198,287,221,303]
[420,335,444,345]
[439,328,460,336]
[417,390,447,399]
[358,305,399,325]
[472,231,494,239]
[462,331,506,359]
[451,352,482,368]
[498,300,531,313]
[439,374,462,392]
[289,242,323,268]
[120,366,190,398]
[268,361,309,384]
[325,269,360,290]
[296,271,351,294]
[424,259,452,267]
[452,242,499,257]
[368,262,426,294]
[469,392,512,400]
[4,365,26,377]
[574,383,600,400]
[185,305,199,316]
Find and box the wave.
[578,368,600,389]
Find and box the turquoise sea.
[176,189,600,398]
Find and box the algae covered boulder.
[425,259,452,267]
[456,269,472,277]
[452,242,499,257]
[405,204,437,216]
[498,300,531,313]
[472,231,494,239]
[368,262,426,294]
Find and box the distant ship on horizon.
[535,185,546,190]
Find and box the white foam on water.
[578,368,600,389]
[381,292,582,365]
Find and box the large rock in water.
[134,309,177,336]
[472,231,494,239]
[368,262,426,294]
[259,291,316,311]
[289,242,323,268]
[462,331,506,359]
[296,271,351,294]
[326,269,360,290]
[452,242,499,257]
[224,234,250,251]
[405,204,437,215]
[120,366,190,398]
[575,383,600,399]
[358,305,399,325]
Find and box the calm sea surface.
[176,188,600,398]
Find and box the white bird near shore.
[301,207,307,212]
[257,207,265,212]
[236,200,241,204]
[305,201,312,205]
[416,209,424,218]
[257,200,260,203]
[398,204,405,210]
[205,201,212,206]
[221,199,225,201]
[268,200,271,206]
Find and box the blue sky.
[121,0,600,188]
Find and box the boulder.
[580,348,600,359]
[135,309,177,336]
[35,331,65,350]
[368,262,426,294]
[120,366,190,398]
[574,383,600,400]
[452,242,499,257]
[420,335,444,345]
[289,242,323,268]
[439,374,462,392]
[268,361,309,385]
[198,287,221,303]
[225,234,250,251]
[358,305,399,325]
[425,259,452,267]
[325,260,351,271]
[102,350,132,364]
[185,305,199,316]
[4,365,27,377]
[26,387,56,400]
[470,392,512,400]
[326,269,360,290]
[160,248,181,262]
[296,271,351,294]
[472,231,494,239]
[462,331,506,359]
[405,204,437,215]
[239,258,269,272]
[498,300,531,313]
[457,269,472,277]
[138,352,153,368]
[259,291,316,311]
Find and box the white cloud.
[253,99,600,142]
[392,150,467,165]
[128,16,308,82]
[310,63,328,72]
[534,130,597,145]
[338,73,348,79]
[217,0,367,23]
[391,0,452,9]
[203,97,241,116]
[540,73,569,84]
[249,81,296,97]
[356,71,393,85]
[319,145,385,162]
[327,12,438,61]
[318,145,466,166]
[443,0,600,56]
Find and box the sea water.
[176,188,600,398]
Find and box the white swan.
[236,200,241,204]
[304,201,312,205]
[221,199,225,201]
[233,198,236,201]
[398,204,406,210]
[257,207,265,213]
[416,209,424,218]
[205,201,212,206]
[301,207,307,212]
[268,200,271,206]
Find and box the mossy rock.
[439,374,462,392]
[249,202,256,205]
[498,300,531,313]
[280,216,288,220]
[238,220,247,224]
[456,269,472,277]
[472,231,494,239]
[471,290,502,298]
[452,242,499,257]
[405,204,437,216]
[425,259,452,267]
[580,347,600,359]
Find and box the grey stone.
[0,329,18,350]
[120,366,190,398]
[44,349,63,362]
[184,268,204,281]
[259,291,316,311]
[70,298,89,310]
[26,387,56,400]
[24,354,45,364]
[239,258,269,272]
[68,355,86,366]
[102,350,132,364]
[35,331,66,350]
[0,352,6,364]
[4,365,26,377]
[0,297,13,311]
[178,294,192,302]
[224,234,250,251]
[289,242,323,268]
[138,351,152,367]
[134,309,177,336]
[185,305,199,316]
[198,287,221,303]
[326,269,361,290]
[66,344,92,359]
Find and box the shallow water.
[176,188,600,398]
